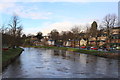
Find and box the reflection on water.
[2,48,118,78]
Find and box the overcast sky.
[0,1,118,35]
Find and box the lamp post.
[69,39,71,47]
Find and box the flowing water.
[2,47,119,78]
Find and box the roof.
[82,38,87,40]
[79,33,85,36]
[48,40,54,41]
[112,27,120,29]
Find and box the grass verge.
[2,48,23,69]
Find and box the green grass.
[44,46,104,54]
[2,48,23,67]
[23,45,105,54]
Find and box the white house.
[66,41,71,46]
[48,40,55,45]
[80,39,87,46]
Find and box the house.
[30,36,39,45]
[80,38,87,46]
[108,27,120,47]
[89,36,97,46]
[48,40,55,46]
[66,41,71,46]
[40,36,50,46]
[97,30,107,46]
[33,41,41,46]
[88,29,108,47]
[64,39,87,47]
[30,36,38,42]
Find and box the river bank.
[2,48,24,70]
[23,45,119,60]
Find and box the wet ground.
[2,48,119,78]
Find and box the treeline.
[1,13,118,48]
[22,14,118,47]
[25,14,118,47]
[47,14,118,47]
[47,22,98,47]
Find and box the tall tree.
[8,14,22,48]
[21,34,26,46]
[35,32,43,41]
[0,24,10,47]
[60,31,68,41]
[71,26,81,47]
[66,31,74,40]
[16,26,23,47]
[103,14,117,47]
[90,21,98,36]
[60,31,70,46]
[85,24,91,46]
[90,21,98,46]
[48,29,60,45]
[103,14,117,36]
[0,24,8,34]
[103,14,117,28]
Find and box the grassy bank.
[23,45,119,59]
[2,48,23,69]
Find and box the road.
[2,47,118,78]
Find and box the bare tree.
[60,31,68,46]
[103,14,117,47]
[85,26,91,46]
[0,24,8,34]
[16,26,23,47]
[1,24,12,47]
[66,31,74,40]
[103,14,117,35]
[71,26,81,47]
[8,14,22,48]
[21,34,26,46]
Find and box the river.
[2,47,118,78]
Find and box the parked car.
[106,47,116,51]
[2,48,9,51]
[81,46,86,49]
[116,47,120,50]
[106,48,111,51]
[90,47,98,50]
[86,46,91,50]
